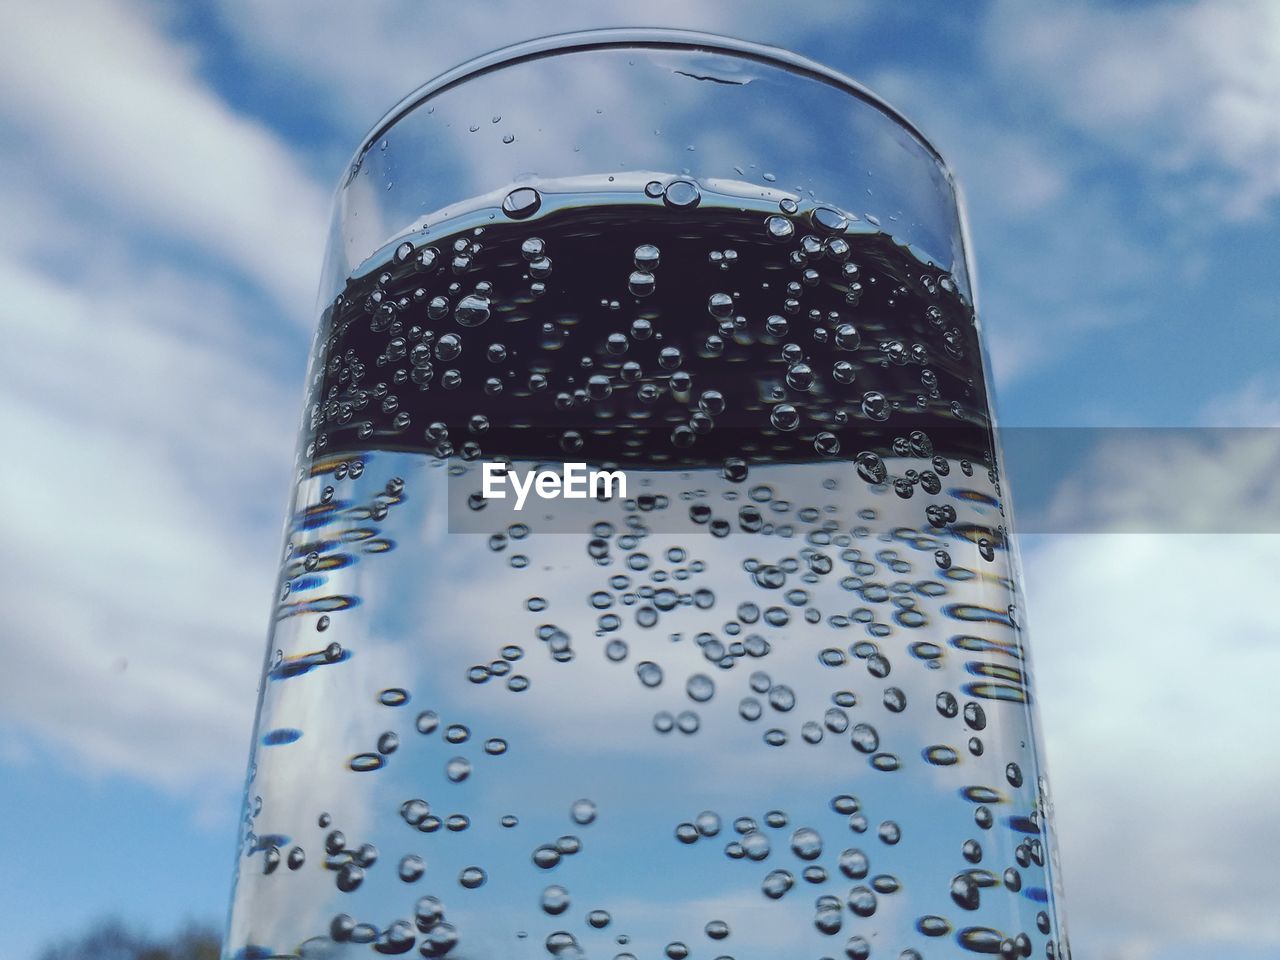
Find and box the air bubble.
[950,873,980,910]
[634,244,661,270]
[741,830,770,860]
[791,827,823,860]
[861,391,890,421]
[587,374,613,400]
[838,847,869,879]
[571,799,598,825]
[814,432,840,456]
[687,674,715,702]
[399,855,425,882]
[786,362,814,391]
[628,271,656,297]
[815,899,843,935]
[963,702,987,730]
[836,324,861,350]
[847,886,877,917]
[708,292,734,318]
[812,206,849,231]
[663,179,701,208]
[767,684,796,712]
[455,294,490,327]
[855,452,887,484]
[542,885,570,914]
[349,753,384,772]
[336,863,365,892]
[401,799,430,827]
[533,846,561,869]
[762,869,794,899]
[636,661,663,687]
[771,404,800,431]
[696,810,721,836]
[501,187,541,219]
[435,333,461,360]
[851,723,879,753]
[379,688,409,707]
[765,215,794,241]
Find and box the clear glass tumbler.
[223,29,1071,960]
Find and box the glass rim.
[348,27,948,174]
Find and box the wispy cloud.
[1020,390,1280,955]
[1025,531,1280,957]
[215,0,856,126]
[0,249,295,792]
[0,0,329,318]
[0,0,313,796]
[985,0,1280,221]
[1202,377,1280,427]
[867,68,1162,389]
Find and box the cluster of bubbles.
[253,452,1047,958]
[326,893,463,957]
[468,475,1024,758]
[232,176,1063,960]
[304,174,996,499]
[671,798,917,935]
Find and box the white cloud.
[0,0,330,319]
[0,0,332,799]
[1025,532,1280,957]
[986,0,1280,220]
[216,0,856,125]
[1019,426,1280,955]
[1202,377,1280,427]
[869,1,1280,393]
[871,69,1070,223]
[1037,428,1280,534]
[867,68,1159,389]
[213,1,879,294]
[0,247,298,794]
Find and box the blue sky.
[0,1,1278,959]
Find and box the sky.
[0,1,1277,959]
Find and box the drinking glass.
[222,29,1071,960]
